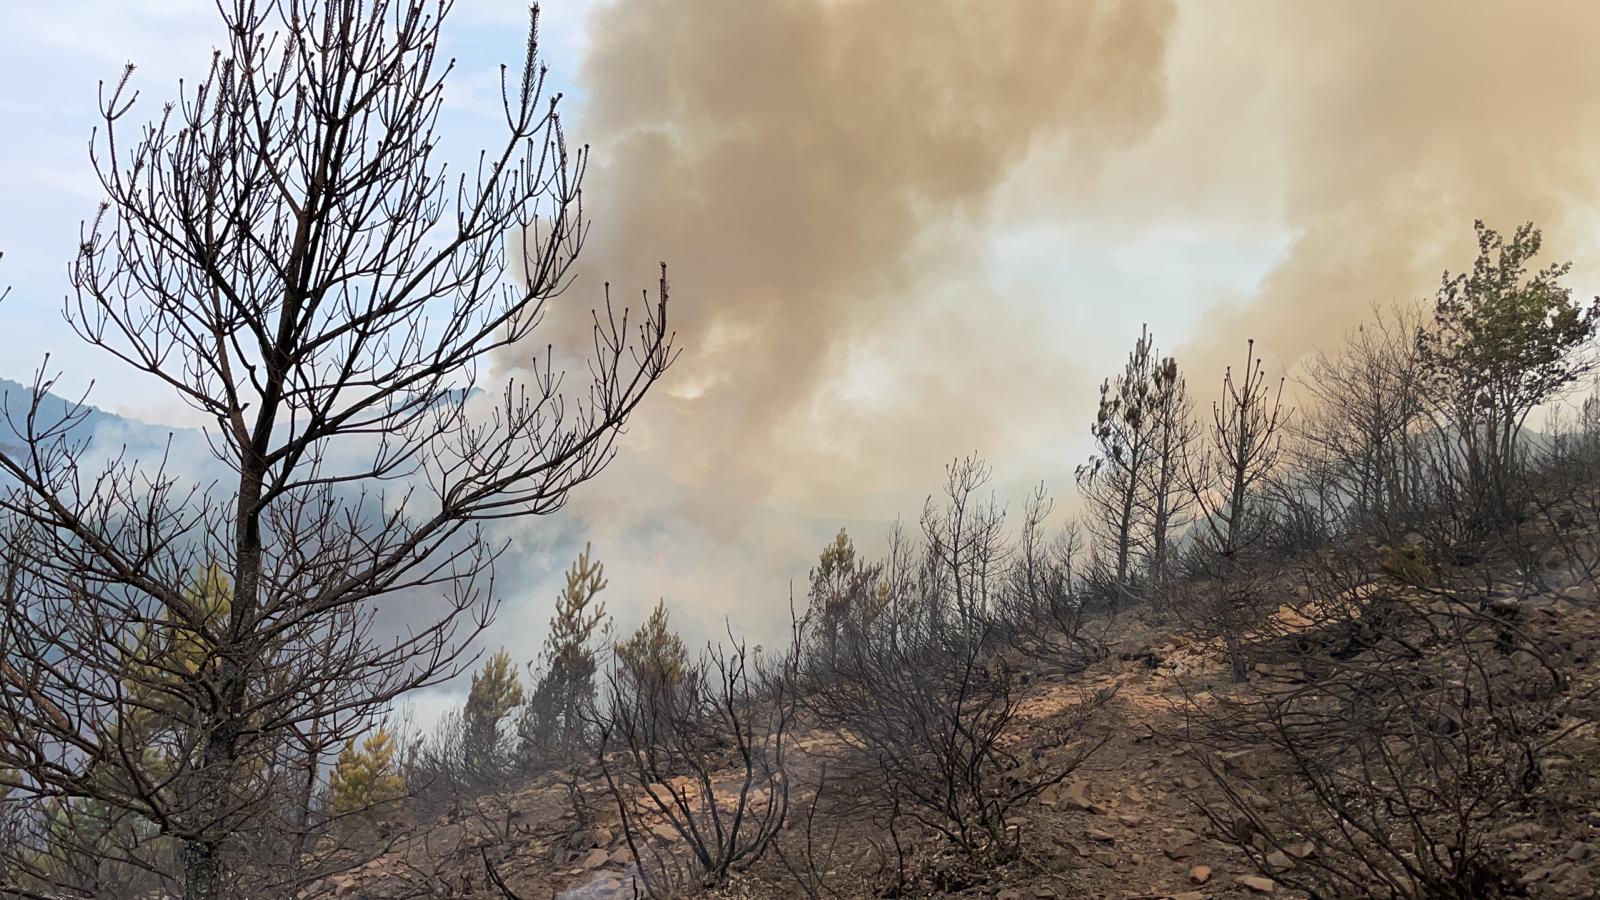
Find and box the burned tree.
[1077,325,1162,590]
[1292,306,1430,541]
[992,485,1104,671]
[1179,272,1600,896]
[1182,339,1290,681]
[1193,339,1289,559]
[0,2,674,897]
[1139,348,1198,586]
[803,460,1109,870]
[597,632,796,895]
[1186,549,1585,898]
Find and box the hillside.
[325,531,1600,900]
[0,377,209,464]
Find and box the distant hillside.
[0,376,211,471]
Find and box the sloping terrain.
[330,567,1600,900]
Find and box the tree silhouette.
[0,2,674,895]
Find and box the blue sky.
[0,0,600,421]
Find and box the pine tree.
[462,650,523,783]
[1078,325,1162,587]
[125,563,230,729]
[1138,353,1198,583]
[806,528,884,666]
[109,564,237,794]
[328,727,405,819]
[517,544,609,766]
[615,600,689,692]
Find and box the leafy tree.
[517,544,609,764]
[1418,220,1600,527]
[463,650,523,782]
[328,727,406,819]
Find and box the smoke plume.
[493,0,1600,648]
[1178,1,1600,381]
[543,0,1175,515]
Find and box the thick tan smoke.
[491,0,1600,648]
[551,0,1176,524]
[1179,1,1600,384]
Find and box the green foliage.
[463,649,523,779]
[1419,221,1600,527]
[328,727,406,818]
[25,797,116,884]
[106,563,234,790]
[125,562,231,718]
[1421,221,1599,422]
[806,528,885,663]
[0,721,16,803]
[616,599,688,691]
[1379,542,1436,588]
[517,544,609,764]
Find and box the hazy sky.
[3,1,1600,696]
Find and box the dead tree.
[1293,306,1430,541]
[1181,293,1600,896]
[1186,552,1585,898]
[770,764,847,900]
[1194,339,1289,558]
[920,455,1009,629]
[596,631,794,895]
[1182,339,1289,681]
[803,464,1110,867]
[1139,350,1198,587]
[1077,325,1162,590]
[0,3,674,897]
[803,594,1108,871]
[992,485,1104,671]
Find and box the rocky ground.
[331,587,1600,899]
